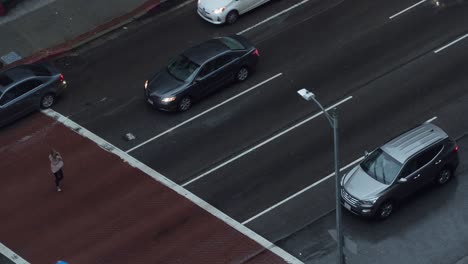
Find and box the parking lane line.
[42,109,303,264]
[182,95,353,187]
[389,0,427,19]
[237,0,310,35]
[242,156,364,225]
[126,73,283,153]
[434,33,468,53]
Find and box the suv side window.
[400,144,443,177]
[417,144,443,167]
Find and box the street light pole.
[296,89,345,264]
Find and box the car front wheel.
[376,200,395,220]
[40,93,56,109]
[226,10,239,24]
[178,96,192,111]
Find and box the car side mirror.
[397,178,408,183]
[364,150,370,157]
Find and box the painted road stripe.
[126,73,283,153]
[0,242,29,264]
[242,117,439,225]
[182,96,353,187]
[242,156,364,225]
[237,0,310,35]
[434,33,468,53]
[42,109,303,264]
[389,0,427,19]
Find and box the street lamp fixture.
[297,88,345,264]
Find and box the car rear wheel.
[236,67,249,82]
[376,200,395,220]
[435,167,452,185]
[226,10,239,24]
[40,93,56,109]
[178,96,192,112]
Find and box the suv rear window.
[219,37,245,50]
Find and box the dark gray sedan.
[144,35,259,111]
[0,63,67,127]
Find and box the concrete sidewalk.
[0,0,169,69]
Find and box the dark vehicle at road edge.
[341,123,459,220]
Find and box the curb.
[3,0,162,70]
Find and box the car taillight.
[59,74,64,82]
[252,49,259,56]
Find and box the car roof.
[381,123,448,164]
[183,39,230,65]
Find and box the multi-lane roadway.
[48,0,468,263]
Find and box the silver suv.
[341,123,459,219]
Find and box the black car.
[144,35,259,111]
[0,63,67,127]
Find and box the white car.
[197,0,271,24]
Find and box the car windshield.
[166,55,199,82]
[360,148,402,184]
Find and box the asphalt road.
[49,0,468,263]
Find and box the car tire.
[178,96,192,112]
[226,10,239,24]
[40,93,56,109]
[236,67,249,82]
[435,167,453,185]
[376,200,395,220]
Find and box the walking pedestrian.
[49,149,64,192]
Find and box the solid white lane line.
[242,156,364,225]
[389,0,427,19]
[182,96,353,187]
[126,73,283,153]
[0,242,29,264]
[42,109,303,264]
[434,33,468,53]
[424,116,437,123]
[237,0,310,35]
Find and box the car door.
[193,55,233,97]
[414,144,444,185]
[247,0,270,11]
[192,59,219,99]
[213,53,239,85]
[394,144,444,199]
[235,0,257,14]
[0,79,43,123]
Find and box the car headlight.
[213,7,226,14]
[161,97,176,102]
[144,80,148,90]
[360,198,378,206]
